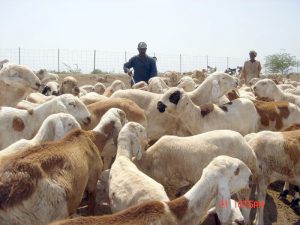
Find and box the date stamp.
[218,199,265,208]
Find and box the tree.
[264,53,297,74]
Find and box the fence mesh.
[0,48,298,74]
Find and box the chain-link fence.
[0,48,299,74]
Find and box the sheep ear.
[216,177,231,224]
[53,119,65,140]
[131,135,142,160]
[42,86,50,95]
[212,79,221,101]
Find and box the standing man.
[123,42,157,86]
[241,50,262,85]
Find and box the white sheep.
[0,113,80,155]
[147,77,169,93]
[50,155,253,225]
[16,100,39,110]
[109,122,169,213]
[245,130,300,225]
[41,81,60,96]
[35,69,59,84]
[26,92,55,104]
[253,79,300,107]
[0,108,126,225]
[132,81,148,90]
[0,94,91,150]
[94,82,106,95]
[134,129,258,224]
[60,76,79,95]
[79,92,108,105]
[0,64,41,107]
[161,71,179,87]
[103,80,126,97]
[157,87,259,135]
[177,76,197,92]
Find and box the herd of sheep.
[0,60,299,225]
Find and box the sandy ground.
[65,73,300,224]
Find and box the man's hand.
[127,70,133,76]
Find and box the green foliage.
[91,69,105,74]
[264,53,297,74]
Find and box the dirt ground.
[66,73,300,225]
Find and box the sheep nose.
[52,91,59,96]
[234,219,245,225]
[36,82,41,89]
[157,101,166,113]
[83,116,91,125]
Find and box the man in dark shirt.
[123,42,158,86]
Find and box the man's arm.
[240,62,247,83]
[257,61,262,77]
[149,58,158,79]
[123,57,135,74]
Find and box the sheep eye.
[68,123,72,126]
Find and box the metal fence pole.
[226,57,229,69]
[18,47,21,64]
[125,51,127,62]
[206,55,208,69]
[57,48,60,73]
[297,61,299,74]
[179,54,182,74]
[93,50,96,73]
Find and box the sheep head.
[93,108,127,146]
[204,156,253,224]
[60,76,78,95]
[0,64,41,91]
[42,81,60,96]
[157,87,190,116]
[118,122,148,160]
[56,94,91,126]
[252,79,278,101]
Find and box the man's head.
[137,42,147,56]
[249,50,257,60]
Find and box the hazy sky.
[1,0,299,62]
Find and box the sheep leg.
[235,188,252,225]
[278,182,289,199]
[87,190,96,215]
[254,180,267,225]
[290,185,300,208]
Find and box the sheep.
[207,199,245,225]
[134,129,258,224]
[177,76,197,92]
[147,77,169,93]
[0,94,91,150]
[109,122,169,213]
[60,76,79,95]
[79,92,108,105]
[80,84,95,93]
[49,155,253,225]
[0,59,9,69]
[0,113,80,155]
[83,98,147,170]
[188,72,238,106]
[0,108,126,225]
[111,72,239,140]
[162,71,179,87]
[252,99,300,131]
[94,82,106,95]
[191,69,206,83]
[278,83,296,91]
[245,129,300,225]
[157,87,259,135]
[35,69,59,83]
[103,80,126,97]
[84,98,147,130]
[285,87,300,95]
[41,81,60,96]
[253,79,300,107]
[26,92,56,104]
[111,89,183,141]
[132,81,148,90]
[16,100,39,110]
[0,64,41,107]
